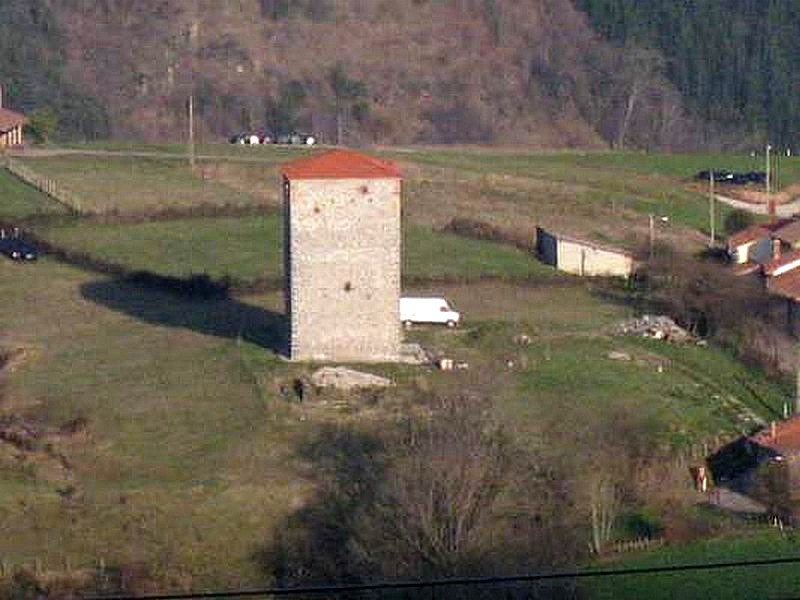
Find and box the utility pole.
[709,170,715,246]
[766,143,772,195]
[649,214,655,259]
[795,345,800,415]
[188,94,195,169]
[187,17,199,170]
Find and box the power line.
[86,555,800,600]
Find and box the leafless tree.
[352,395,512,578]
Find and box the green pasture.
[37,215,553,284]
[0,146,795,589]
[15,155,267,214]
[0,256,790,588]
[385,148,781,234]
[20,146,796,245]
[507,336,785,447]
[0,168,70,219]
[0,258,300,585]
[587,531,800,600]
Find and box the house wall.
[285,177,401,362]
[751,238,776,264]
[0,125,23,147]
[536,227,632,277]
[557,238,633,277]
[731,241,755,264]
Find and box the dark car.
[696,169,732,183]
[0,232,38,261]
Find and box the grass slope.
[22,146,800,250]
[0,258,789,588]
[0,168,70,219]
[587,531,800,599]
[37,215,553,283]
[16,155,267,214]
[0,146,794,589]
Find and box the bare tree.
[353,395,511,577]
[614,44,665,150]
[588,476,620,555]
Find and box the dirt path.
[715,193,800,217]
[11,147,306,164]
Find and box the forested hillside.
[2,0,797,148]
[0,0,698,148]
[0,1,109,140]
[577,0,800,147]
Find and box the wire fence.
[4,155,84,214]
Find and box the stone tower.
[280,149,402,362]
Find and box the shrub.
[724,209,755,236]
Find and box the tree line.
[576,0,800,147]
[0,0,109,141]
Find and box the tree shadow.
[255,416,583,599]
[256,423,387,589]
[80,278,288,356]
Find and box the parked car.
[400,297,460,328]
[695,169,767,186]
[293,132,316,145]
[696,169,734,183]
[0,231,38,261]
[229,132,262,145]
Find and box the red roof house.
[0,107,26,148]
[762,248,800,277]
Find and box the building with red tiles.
[280,149,402,362]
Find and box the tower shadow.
[80,278,288,355]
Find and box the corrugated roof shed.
[280,149,401,180]
[0,108,25,133]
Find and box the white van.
[400,297,461,328]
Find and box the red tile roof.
[762,248,800,276]
[750,417,800,454]
[731,262,761,276]
[0,108,26,133]
[774,220,800,244]
[280,149,401,180]
[727,225,769,248]
[764,217,797,232]
[766,269,800,300]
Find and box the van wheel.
[403,320,413,329]
[446,320,457,328]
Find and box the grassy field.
[0,147,796,591]
[36,215,554,284]
[385,148,771,239]
[19,145,800,251]
[0,169,70,219]
[586,530,800,599]
[16,155,268,214]
[0,253,790,588]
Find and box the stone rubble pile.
[612,314,694,342]
[310,367,393,391]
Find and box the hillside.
[0,0,697,148]
[578,0,800,148]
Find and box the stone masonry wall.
[285,177,401,362]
